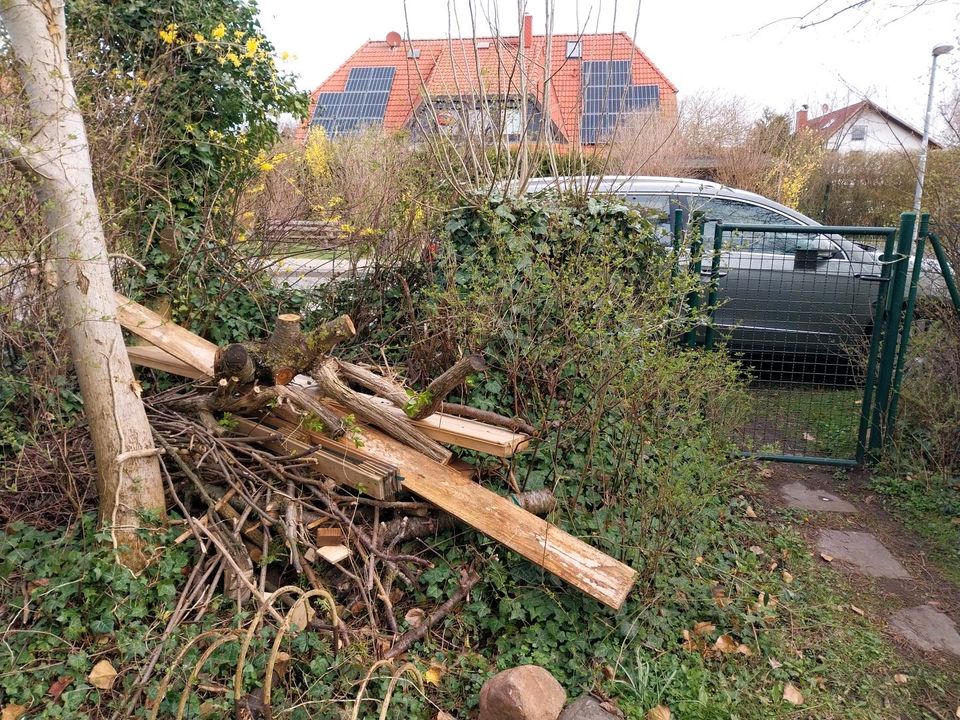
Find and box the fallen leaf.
[423,664,443,686]
[769,561,779,571]
[404,608,426,628]
[714,634,737,653]
[820,553,834,563]
[1,706,27,720]
[782,683,804,705]
[646,706,671,720]
[769,658,783,669]
[850,605,865,617]
[737,644,753,656]
[273,651,292,676]
[759,467,774,479]
[693,621,716,636]
[893,673,909,684]
[745,505,757,518]
[748,545,765,556]
[694,556,704,566]
[782,570,794,584]
[802,432,817,442]
[289,596,315,633]
[88,659,118,690]
[436,713,456,720]
[47,675,73,699]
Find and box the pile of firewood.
[116,293,637,665]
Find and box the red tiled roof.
[307,30,677,144]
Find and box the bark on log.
[409,354,485,420]
[309,358,451,464]
[336,360,410,409]
[435,403,536,435]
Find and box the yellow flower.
[280,51,290,62]
[211,22,226,40]
[233,29,246,41]
[158,23,178,45]
[185,123,195,133]
[340,223,355,233]
[244,37,260,58]
[258,161,274,172]
[194,32,205,43]
[225,52,242,67]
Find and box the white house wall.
[826,107,923,154]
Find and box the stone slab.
[889,605,960,657]
[815,530,910,579]
[780,482,857,513]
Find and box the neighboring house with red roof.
[795,100,939,154]
[306,15,677,146]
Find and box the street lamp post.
[912,43,954,223]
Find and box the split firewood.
[309,358,451,463]
[435,402,536,435]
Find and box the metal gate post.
[856,227,898,465]
[886,214,928,434]
[926,231,960,316]
[868,212,916,453]
[704,222,724,350]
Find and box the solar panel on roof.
[580,60,659,144]
[312,66,396,136]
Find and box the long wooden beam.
[334,420,637,610]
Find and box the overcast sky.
[258,0,959,134]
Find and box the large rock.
[558,695,623,719]
[479,665,567,720]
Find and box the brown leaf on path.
[748,545,764,556]
[850,605,865,616]
[782,570,794,584]
[769,658,783,669]
[745,505,757,518]
[782,683,804,705]
[404,607,426,627]
[820,553,834,563]
[737,644,753,656]
[803,432,817,442]
[646,706,671,720]
[893,673,909,684]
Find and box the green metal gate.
[676,211,947,467]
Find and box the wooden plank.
[115,293,216,376]
[126,345,205,379]
[349,396,530,458]
[232,417,399,500]
[334,421,637,610]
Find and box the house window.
[851,125,867,141]
[566,40,582,59]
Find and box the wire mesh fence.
[685,220,903,465]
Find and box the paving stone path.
[778,479,960,660]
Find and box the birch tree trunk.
[0,0,166,565]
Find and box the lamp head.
[932,44,954,57]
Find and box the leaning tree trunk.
[0,0,165,565]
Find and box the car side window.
[688,198,801,255]
[625,194,673,246]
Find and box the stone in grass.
[479,665,567,720]
[558,695,624,719]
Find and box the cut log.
[126,345,205,380]
[435,402,536,436]
[334,422,637,610]
[310,358,451,465]
[409,354,485,420]
[336,360,410,409]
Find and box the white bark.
[0,0,166,562]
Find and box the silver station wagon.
[526,176,942,355]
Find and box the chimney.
[523,14,533,49]
[795,104,809,132]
